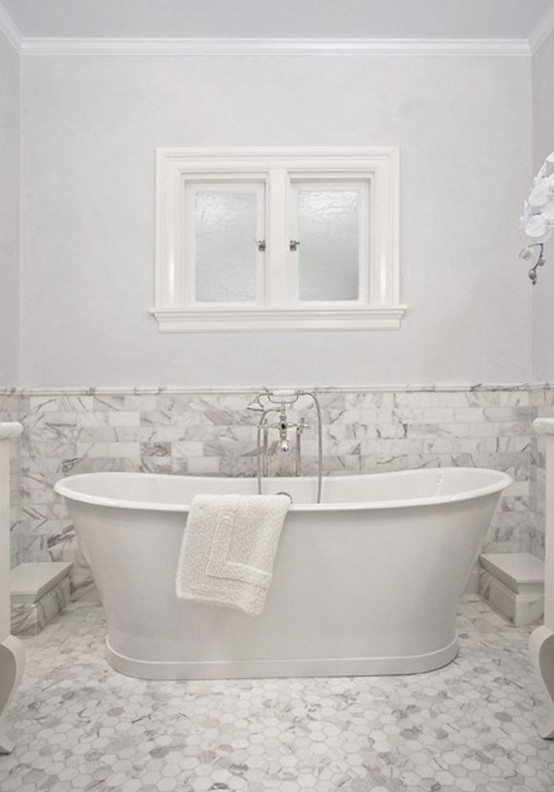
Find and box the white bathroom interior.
[2,0,554,789]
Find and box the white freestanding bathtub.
[55,468,511,680]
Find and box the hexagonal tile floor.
[0,594,553,791]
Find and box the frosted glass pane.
[298,190,359,301]
[194,192,257,302]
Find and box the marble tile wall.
[528,388,554,560]
[0,386,539,592]
[0,390,24,568]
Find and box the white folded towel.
[176,493,290,616]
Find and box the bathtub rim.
[54,467,512,513]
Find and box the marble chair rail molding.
[0,383,552,595]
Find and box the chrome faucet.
[278,408,290,452]
[247,389,323,502]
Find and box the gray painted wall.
[531,28,554,382]
[19,53,532,387]
[0,29,19,385]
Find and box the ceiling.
[1,0,553,41]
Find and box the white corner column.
[530,418,554,739]
[0,423,25,754]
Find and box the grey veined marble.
[11,576,71,636]
[1,594,553,792]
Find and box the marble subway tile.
[141,441,171,457]
[315,391,346,409]
[107,442,141,458]
[75,441,110,458]
[497,390,532,407]
[436,391,479,407]
[76,411,110,427]
[88,458,141,473]
[140,456,188,475]
[92,394,126,411]
[505,480,529,498]
[375,423,407,439]
[393,390,440,407]
[123,394,159,411]
[142,426,191,442]
[204,438,255,458]
[10,521,22,568]
[407,422,471,438]
[139,409,174,426]
[108,411,140,427]
[28,395,94,413]
[171,440,204,457]
[219,457,258,477]
[188,456,220,475]
[482,406,525,422]
[469,422,508,437]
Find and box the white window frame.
[152,147,405,331]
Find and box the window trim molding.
[151,305,406,332]
[152,146,405,331]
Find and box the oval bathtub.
[55,468,511,680]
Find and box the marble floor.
[1,595,553,792]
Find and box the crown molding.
[19,36,531,57]
[0,1,22,53]
[529,5,554,56]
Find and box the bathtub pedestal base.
[106,635,459,680]
[529,626,554,739]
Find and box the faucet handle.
[293,421,310,431]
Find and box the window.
[152,147,404,331]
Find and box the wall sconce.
[520,152,554,284]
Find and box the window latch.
[257,240,266,252]
[289,240,301,251]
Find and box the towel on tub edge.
[175,493,290,616]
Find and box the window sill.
[150,305,407,332]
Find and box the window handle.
[289,240,301,251]
[257,240,266,252]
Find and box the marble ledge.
[532,418,554,435]
[11,576,71,636]
[2,382,554,397]
[0,422,22,440]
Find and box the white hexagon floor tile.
[1,594,553,791]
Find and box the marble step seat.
[11,562,72,635]
[479,552,544,626]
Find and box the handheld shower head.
[246,395,265,412]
